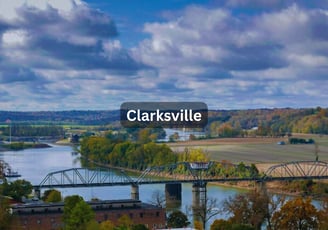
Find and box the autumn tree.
[223,190,269,230]
[271,197,320,230]
[319,198,328,229]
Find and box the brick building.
[10,199,166,230]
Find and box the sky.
[0,0,328,111]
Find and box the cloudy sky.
[0,0,328,111]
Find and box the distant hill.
[207,107,328,136]
[0,107,327,135]
[0,110,120,125]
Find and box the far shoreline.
[0,142,52,151]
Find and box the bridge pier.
[255,180,267,196]
[192,182,207,208]
[131,184,139,200]
[34,188,41,199]
[165,183,182,207]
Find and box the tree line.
[0,124,64,137]
[207,107,328,137]
[80,134,259,179]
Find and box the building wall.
[11,200,166,230]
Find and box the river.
[1,144,246,227]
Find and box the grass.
[168,134,328,165]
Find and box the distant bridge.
[35,160,328,189]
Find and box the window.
[129,213,133,219]
[139,213,143,218]
[156,211,160,217]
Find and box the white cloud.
[0,0,82,21]
[2,29,27,46]
[0,1,328,110]
[133,3,328,109]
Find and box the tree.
[117,214,133,230]
[0,197,13,230]
[194,220,203,230]
[210,219,255,230]
[132,224,148,230]
[319,198,328,229]
[63,195,95,230]
[192,197,220,230]
[149,190,166,208]
[2,179,33,201]
[100,220,115,230]
[223,190,269,230]
[167,210,190,228]
[138,129,152,144]
[210,219,231,230]
[271,197,320,230]
[42,189,62,202]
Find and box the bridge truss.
[264,160,328,179]
[36,160,328,189]
[38,167,136,188]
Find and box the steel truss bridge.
[35,160,328,189]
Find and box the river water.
[1,144,245,227]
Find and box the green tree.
[117,214,133,230]
[100,220,115,230]
[63,195,95,230]
[138,129,152,144]
[210,219,255,230]
[132,224,148,230]
[2,179,33,201]
[42,189,62,202]
[167,210,190,228]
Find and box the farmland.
[168,134,328,172]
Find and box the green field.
[169,135,328,165]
